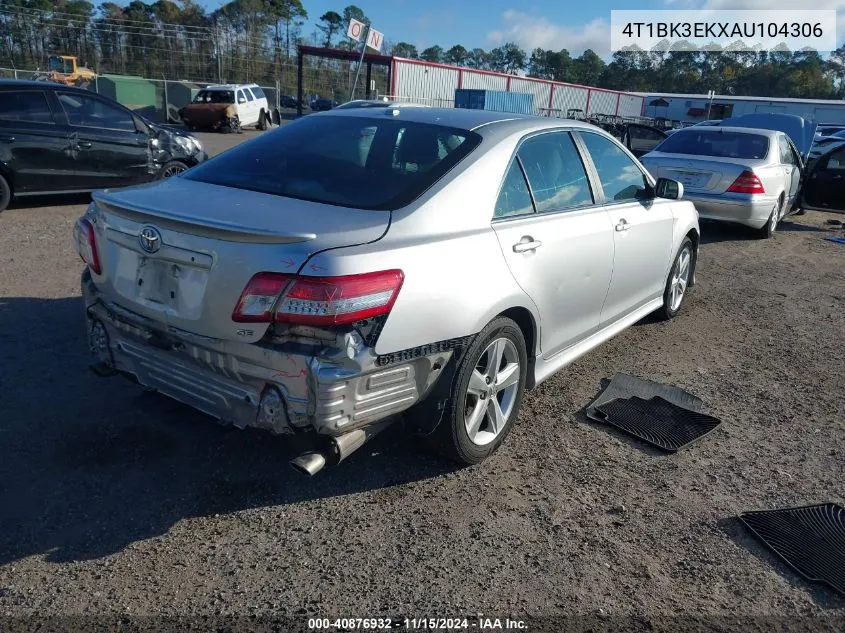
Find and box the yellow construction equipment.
[32,55,97,88]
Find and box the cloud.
[486,10,611,56]
[668,0,845,46]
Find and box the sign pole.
[349,24,369,102]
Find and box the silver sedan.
[640,114,815,238]
[75,108,699,473]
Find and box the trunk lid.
[641,153,760,194]
[89,177,390,342]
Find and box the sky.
[190,0,845,56]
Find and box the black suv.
[0,80,208,212]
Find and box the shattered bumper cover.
[81,270,449,437]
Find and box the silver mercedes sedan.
[75,107,699,474]
[640,114,815,238]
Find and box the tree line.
[2,1,844,100]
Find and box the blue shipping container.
[454,89,534,115]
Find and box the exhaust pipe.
[290,452,327,476]
[289,419,394,476]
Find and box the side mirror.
[133,115,149,134]
[238,97,246,104]
[655,177,684,200]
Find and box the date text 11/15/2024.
[307,617,528,630]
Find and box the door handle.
[513,238,542,253]
[0,136,14,143]
[615,219,631,232]
[77,141,93,149]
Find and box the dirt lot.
[1,128,843,632]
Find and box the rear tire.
[427,317,528,465]
[0,174,10,212]
[257,109,267,130]
[755,196,783,239]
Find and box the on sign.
[366,28,384,52]
[347,18,365,41]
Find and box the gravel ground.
[1,129,844,632]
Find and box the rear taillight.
[727,170,765,194]
[232,270,404,327]
[231,272,292,323]
[74,218,101,274]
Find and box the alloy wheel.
[463,337,520,446]
[162,164,186,178]
[669,245,692,312]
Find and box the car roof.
[203,84,258,90]
[318,106,610,134]
[0,79,92,94]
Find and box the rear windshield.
[193,90,233,104]
[654,130,770,159]
[183,115,482,210]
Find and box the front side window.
[57,93,135,131]
[494,160,534,218]
[580,132,651,203]
[183,116,481,210]
[236,90,246,104]
[0,91,54,124]
[516,132,593,213]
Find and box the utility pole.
[349,24,369,101]
[215,25,223,84]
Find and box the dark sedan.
[0,80,207,212]
[310,98,336,112]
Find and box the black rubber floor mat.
[586,373,703,424]
[739,504,845,596]
[593,396,721,452]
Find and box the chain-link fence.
[1,59,391,123]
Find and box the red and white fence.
[388,58,644,118]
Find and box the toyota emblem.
[138,226,162,253]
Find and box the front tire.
[658,237,694,320]
[225,115,241,134]
[429,317,528,465]
[157,160,188,179]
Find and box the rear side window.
[655,130,770,159]
[0,91,54,124]
[517,132,593,213]
[184,116,482,210]
[251,86,265,99]
[580,132,650,203]
[494,161,534,218]
[244,89,255,102]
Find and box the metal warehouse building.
[637,92,845,125]
[387,57,645,118]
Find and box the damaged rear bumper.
[81,270,451,438]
